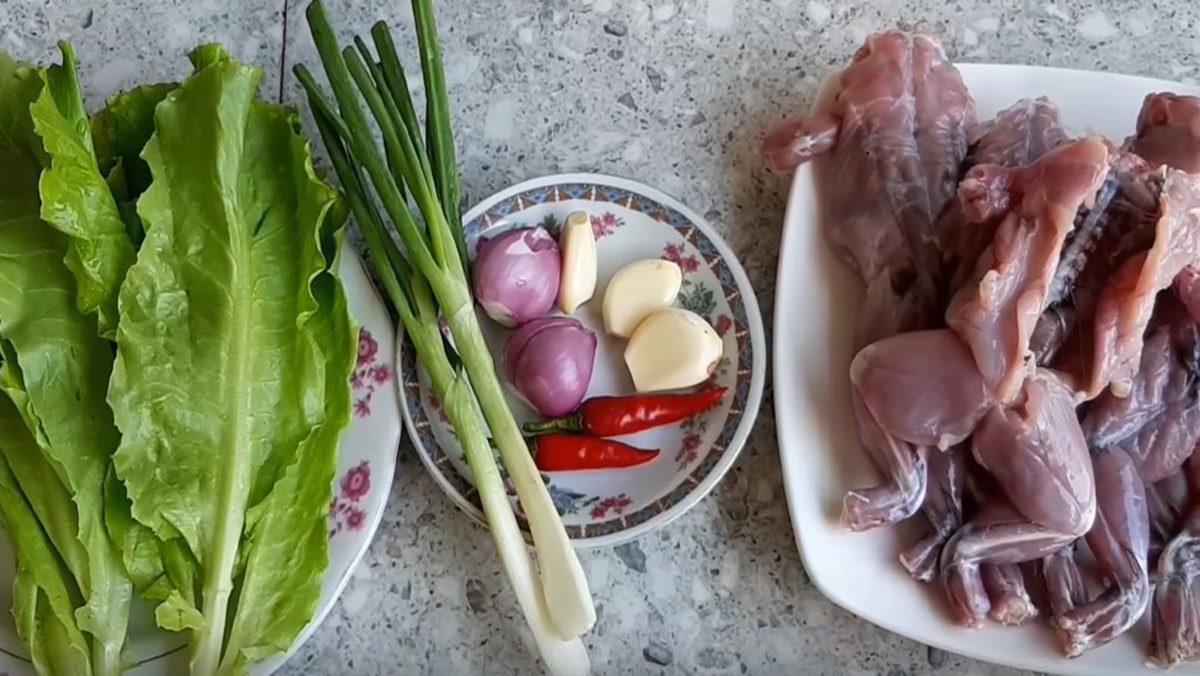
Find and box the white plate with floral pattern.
[398,173,766,548]
[0,244,401,674]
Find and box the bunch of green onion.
[298,2,593,673]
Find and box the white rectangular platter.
[773,63,1200,674]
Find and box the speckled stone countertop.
[4,0,1200,674]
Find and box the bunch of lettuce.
[0,41,355,676]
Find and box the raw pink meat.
[947,137,1111,402]
[941,370,1096,627]
[1052,447,1150,657]
[1150,451,1200,667]
[1128,93,1200,173]
[767,28,1200,663]
[763,31,976,345]
[901,444,965,580]
[1056,170,1200,399]
[949,98,1068,297]
[843,330,990,530]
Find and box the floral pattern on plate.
[398,174,765,547]
[351,329,394,419]
[329,461,373,539]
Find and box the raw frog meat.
[930,139,1111,627]
[900,443,964,580]
[1150,450,1200,668]
[764,31,977,530]
[947,136,1111,403]
[1034,92,1200,657]
[763,30,976,346]
[1047,166,1200,400]
[766,27,1200,664]
[941,370,1096,628]
[948,98,1068,296]
[1085,297,1200,484]
[1052,446,1150,657]
[1147,471,1190,555]
[844,330,988,529]
[845,138,1109,535]
[902,99,1069,579]
[1040,92,1200,400]
[1128,92,1200,174]
[1042,290,1200,655]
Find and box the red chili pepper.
[523,385,728,437]
[532,434,659,472]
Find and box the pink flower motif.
[714,314,733,337]
[589,212,622,239]
[350,370,365,388]
[679,447,699,467]
[589,494,633,519]
[357,329,379,366]
[371,364,393,384]
[676,433,702,468]
[354,398,371,418]
[661,242,699,273]
[345,507,367,531]
[341,461,372,501]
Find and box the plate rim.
[399,171,768,548]
[772,62,1200,674]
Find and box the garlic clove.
[602,259,682,338]
[624,308,723,392]
[557,211,597,314]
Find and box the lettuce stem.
[190,195,257,676]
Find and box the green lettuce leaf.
[103,471,167,600]
[0,48,131,675]
[28,46,185,645]
[29,42,135,338]
[108,45,353,672]
[104,470,200,610]
[0,353,89,593]
[101,161,143,244]
[91,81,174,245]
[0,453,91,676]
[92,82,174,195]
[221,229,354,672]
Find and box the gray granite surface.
[4,0,1200,674]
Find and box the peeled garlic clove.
[602,259,682,338]
[624,308,723,392]
[557,211,597,314]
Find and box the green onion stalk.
[299,0,595,669]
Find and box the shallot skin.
[473,226,561,328]
[502,317,597,418]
